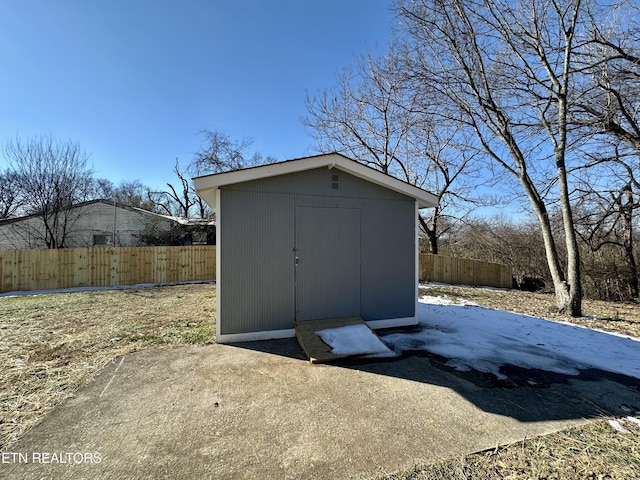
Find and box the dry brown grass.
[0,283,216,451]
[387,419,640,479]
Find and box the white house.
[0,199,215,250]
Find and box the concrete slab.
[3,339,639,480]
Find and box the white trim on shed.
[194,152,439,210]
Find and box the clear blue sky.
[0,0,394,189]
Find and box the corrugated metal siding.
[219,167,415,335]
[360,199,415,320]
[219,190,295,335]
[295,206,361,321]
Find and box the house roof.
[163,216,216,226]
[0,199,215,226]
[193,152,439,209]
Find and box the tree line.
[304,0,640,313]
[0,130,271,248]
[441,214,637,302]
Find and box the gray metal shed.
[194,153,438,343]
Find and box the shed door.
[295,207,361,321]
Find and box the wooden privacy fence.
[0,246,216,293]
[419,254,512,289]
[0,247,510,293]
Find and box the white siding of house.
[0,202,174,250]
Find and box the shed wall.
[219,167,416,335]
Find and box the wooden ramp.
[295,316,383,364]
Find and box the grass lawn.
[1,282,639,478]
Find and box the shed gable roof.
[193,153,439,209]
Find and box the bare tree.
[186,129,273,217]
[445,215,550,288]
[305,51,483,254]
[395,0,591,315]
[573,144,639,300]
[578,185,639,300]
[305,53,417,177]
[151,159,198,218]
[0,170,20,219]
[573,2,640,150]
[566,2,640,299]
[88,177,116,201]
[113,180,157,211]
[90,178,162,213]
[150,158,215,219]
[191,129,271,176]
[4,135,93,248]
[147,130,272,219]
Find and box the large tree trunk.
[621,184,639,298]
[554,112,583,316]
[525,180,581,316]
[419,211,438,255]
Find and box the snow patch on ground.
[608,419,630,433]
[418,295,478,307]
[316,324,393,356]
[625,416,640,427]
[378,296,640,381]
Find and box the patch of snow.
[378,296,640,381]
[608,419,630,433]
[316,324,393,356]
[625,416,640,427]
[419,295,478,307]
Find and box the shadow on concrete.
[230,336,640,424]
